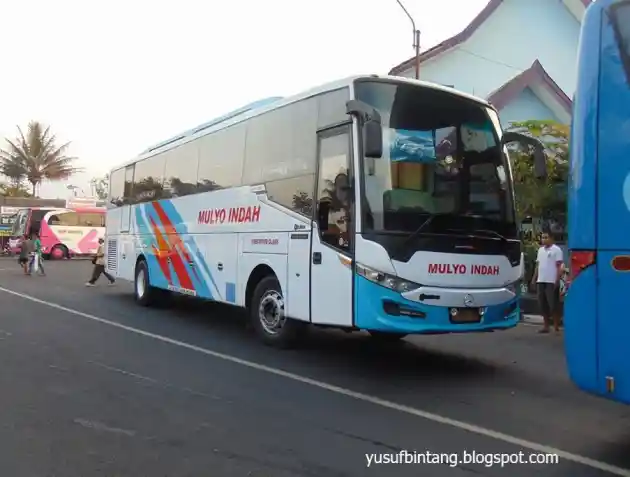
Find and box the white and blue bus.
[104,75,545,347]
[565,0,630,402]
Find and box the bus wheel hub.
[259,291,285,334]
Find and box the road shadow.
[109,292,498,387]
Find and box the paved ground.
[1,259,630,477]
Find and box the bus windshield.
[10,208,50,237]
[354,80,515,237]
[11,209,28,236]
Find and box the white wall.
[498,88,561,128]
[397,0,580,99]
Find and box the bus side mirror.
[346,100,383,159]
[501,131,547,180]
[532,146,547,179]
[363,120,383,158]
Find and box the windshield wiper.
[390,214,460,260]
[446,228,508,241]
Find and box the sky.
[0,0,488,199]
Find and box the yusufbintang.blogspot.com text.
[365,450,560,468]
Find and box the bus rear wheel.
[135,260,157,306]
[50,244,68,260]
[250,275,304,348]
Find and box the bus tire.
[134,259,157,307]
[250,275,303,348]
[50,244,67,260]
[368,331,407,343]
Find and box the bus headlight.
[507,279,523,296]
[356,263,421,293]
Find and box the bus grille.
[107,239,117,272]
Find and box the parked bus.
[9,207,106,259]
[105,74,545,347]
[0,213,16,251]
[565,0,630,403]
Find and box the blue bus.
[566,0,630,403]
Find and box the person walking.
[85,238,115,286]
[530,231,564,334]
[18,234,33,275]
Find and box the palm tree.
[0,182,31,197]
[0,121,81,195]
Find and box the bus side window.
[48,215,60,225]
[77,213,103,227]
[54,212,78,226]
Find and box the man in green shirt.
[28,233,45,276]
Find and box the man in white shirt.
[531,232,564,334]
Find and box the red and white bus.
[8,207,106,259]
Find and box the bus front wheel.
[250,275,304,348]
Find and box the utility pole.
[395,0,420,79]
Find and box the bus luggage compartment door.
[596,251,630,403]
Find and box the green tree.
[507,119,568,229]
[0,121,82,196]
[507,120,569,284]
[90,174,109,200]
[0,182,31,197]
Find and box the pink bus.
[8,207,106,259]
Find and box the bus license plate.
[450,308,481,324]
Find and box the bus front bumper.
[401,285,517,308]
[354,275,519,334]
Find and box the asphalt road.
[1,259,630,477]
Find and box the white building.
[389,0,592,127]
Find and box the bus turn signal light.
[569,250,596,281]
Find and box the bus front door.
[310,125,354,328]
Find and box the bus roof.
[20,206,105,213]
[112,74,493,171]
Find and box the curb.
[521,314,545,325]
